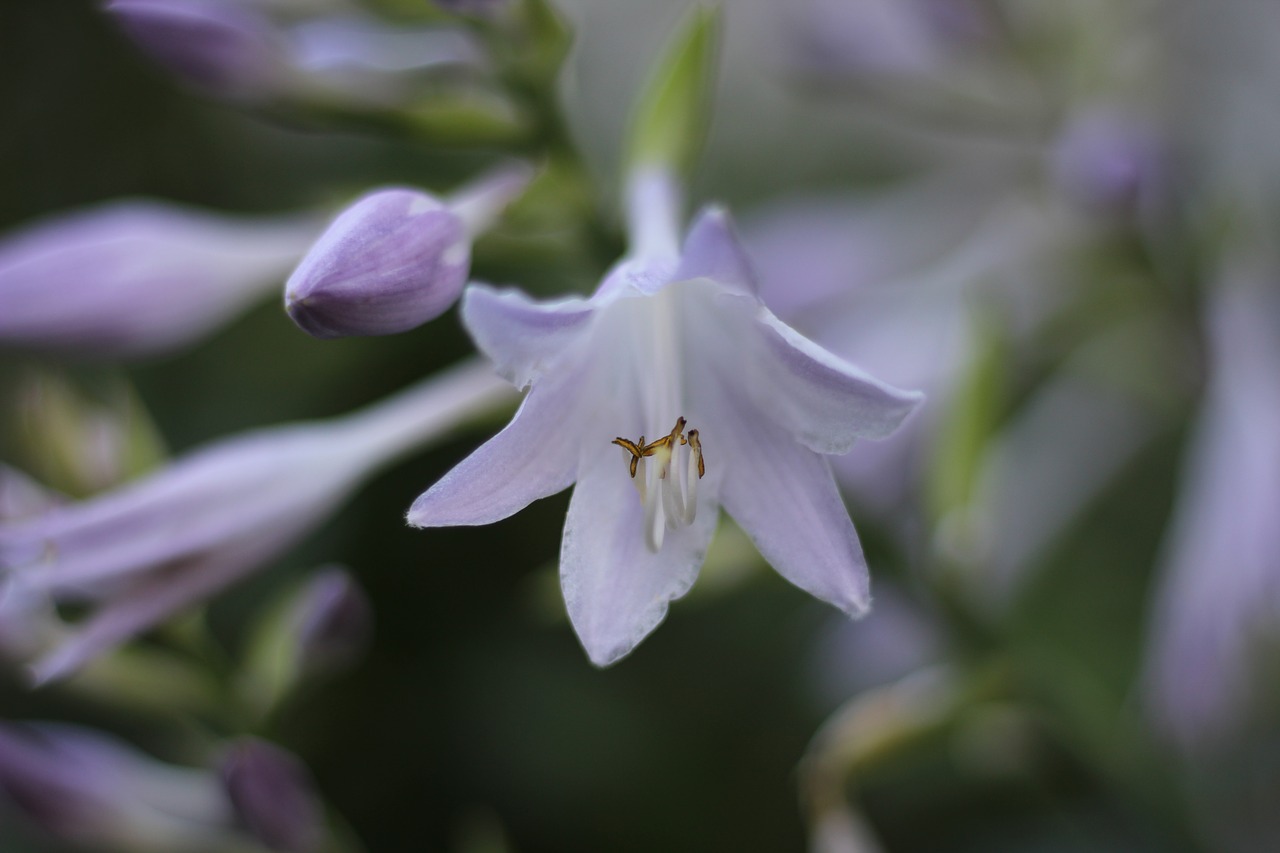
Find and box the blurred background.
[1,0,1278,851]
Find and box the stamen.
[612,417,707,551]
[611,436,646,479]
[686,429,704,479]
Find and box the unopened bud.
[105,0,287,101]
[1051,105,1162,217]
[285,189,469,339]
[293,568,372,676]
[221,738,324,853]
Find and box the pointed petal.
[675,206,758,295]
[406,369,583,527]
[713,390,871,617]
[752,305,924,454]
[560,442,718,666]
[460,284,596,388]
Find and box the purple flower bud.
[284,189,469,339]
[1051,105,1164,217]
[0,722,236,850]
[105,0,287,101]
[0,200,319,357]
[292,567,372,676]
[284,165,531,339]
[220,739,324,853]
[791,0,989,78]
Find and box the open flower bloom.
[0,361,513,684]
[409,171,922,665]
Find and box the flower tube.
[0,200,318,357]
[0,360,515,684]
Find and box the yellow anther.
[687,429,704,479]
[611,436,646,478]
[612,417,704,480]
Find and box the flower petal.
[406,369,584,527]
[674,206,758,295]
[28,533,290,685]
[559,441,718,666]
[0,200,317,356]
[751,304,924,454]
[1,429,351,592]
[712,388,871,617]
[460,284,596,388]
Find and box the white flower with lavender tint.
[0,200,318,357]
[409,172,922,665]
[1143,271,1280,751]
[0,361,514,684]
[285,165,531,339]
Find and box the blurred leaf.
[625,5,720,180]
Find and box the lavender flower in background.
[238,567,373,717]
[1050,103,1166,220]
[105,0,486,106]
[290,567,372,677]
[0,361,515,684]
[1143,270,1280,752]
[0,200,319,357]
[0,721,244,852]
[287,15,483,76]
[0,468,61,663]
[106,0,287,101]
[409,170,922,665]
[220,738,325,853]
[741,179,1075,517]
[0,465,60,524]
[788,0,990,78]
[285,164,532,339]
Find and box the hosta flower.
[409,171,922,665]
[285,164,531,339]
[0,361,513,684]
[106,0,485,106]
[0,200,318,357]
[0,722,327,853]
[0,721,238,852]
[1143,272,1280,750]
